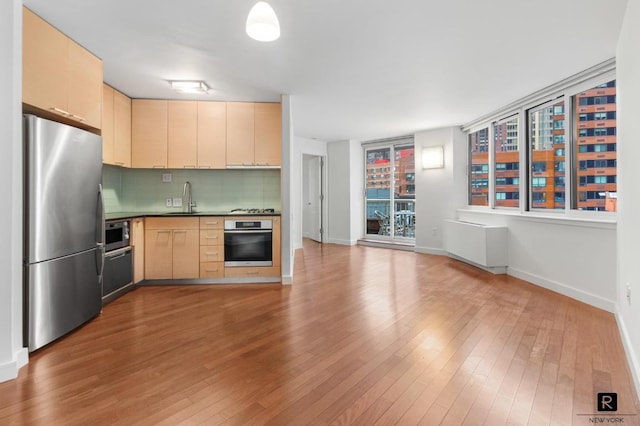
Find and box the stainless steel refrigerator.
[24,114,104,352]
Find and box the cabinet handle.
[184,165,196,169]
[152,165,166,169]
[70,113,86,122]
[115,162,124,166]
[174,230,187,233]
[205,221,219,225]
[157,230,171,233]
[247,271,259,275]
[50,107,70,116]
[205,235,218,239]
[198,166,211,169]
[205,252,218,256]
[205,268,219,272]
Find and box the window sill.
[457,207,616,230]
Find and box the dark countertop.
[105,211,281,221]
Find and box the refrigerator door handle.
[96,184,105,278]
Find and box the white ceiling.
[23,0,628,142]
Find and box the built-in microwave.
[105,219,130,252]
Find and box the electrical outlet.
[172,197,182,207]
[162,173,172,183]
[165,198,172,207]
[626,283,632,305]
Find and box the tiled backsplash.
[102,165,281,213]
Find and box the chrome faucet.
[183,181,196,213]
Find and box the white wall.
[0,0,28,383]
[292,136,327,250]
[457,210,616,311]
[326,140,363,245]
[280,95,294,284]
[616,0,640,395]
[414,127,467,254]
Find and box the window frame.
[462,63,616,221]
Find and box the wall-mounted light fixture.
[169,80,209,94]
[422,146,444,169]
[246,1,280,42]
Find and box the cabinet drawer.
[224,266,280,278]
[199,246,223,262]
[199,217,223,229]
[200,262,224,278]
[199,229,223,245]
[146,217,199,230]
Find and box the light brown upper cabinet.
[102,85,115,164]
[226,102,255,166]
[168,101,198,169]
[113,90,132,167]
[102,84,132,167]
[226,102,281,167]
[254,103,282,166]
[23,8,103,130]
[197,102,226,169]
[131,100,168,168]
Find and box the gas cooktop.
[228,208,276,214]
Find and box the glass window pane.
[574,80,617,212]
[366,148,391,235]
[469,128,489,206]
[494,117,519,208]
[393,146,416,238]
[529,100,565,210]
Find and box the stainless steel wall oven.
[224,219,273,267]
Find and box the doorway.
[302,154,325,243]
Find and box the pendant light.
[246,1,280,42]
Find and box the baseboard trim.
[508,266,616,313]
[615,308,640,398]
[414,246,448,256]
[358,239,415,251]
[326,238,357,246]
[0,347,28,383]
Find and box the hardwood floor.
[1,240,638,425]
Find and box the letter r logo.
[597,392,617,412]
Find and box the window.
[465,65,616,216]
[494,116,519,207]
[529,99,565,210]
[469,128,489,206]
[365,142,416,239]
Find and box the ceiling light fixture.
[246,1,280,42]
[169,80,209,94]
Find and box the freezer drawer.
[25,247,102,352]
[103,247,133,298]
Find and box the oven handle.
[224,229,272,234]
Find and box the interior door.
[305,155,323,243]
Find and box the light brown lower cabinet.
[131,217,145,283]
[224,266,281,278]
[145,218,199,279]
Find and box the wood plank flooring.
[1,240,638,425]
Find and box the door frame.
[302,154,327,243]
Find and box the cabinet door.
[254,103,282,166]
[144,229,172,279]
[132,100,168,168]
[67,38,103,129]
[168,101,197,169]
[131,218,145,283]
[172,229,199,279]
[226,102,255,166]
[102,85,115,164]
[113,89,132,167]
[197,102,226,169]
[22,8,68,116]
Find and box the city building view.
[365,145,416,237]
[469,80,616,211]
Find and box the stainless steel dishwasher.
[103,246,133,303]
